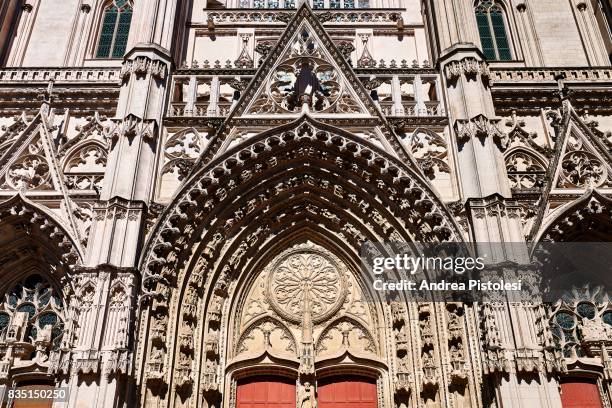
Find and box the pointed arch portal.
[137,115,462,407]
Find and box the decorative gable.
[551,110,612,190]
[231,5,378,120]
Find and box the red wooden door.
[561,378,603,408]
[317,376,377,408]
[236,376,296,408]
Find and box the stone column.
[441,45,509,201]
[184,75,198,116]
[76,2,179,407]
[425,0,480,59]
[439,44,562,408]
[413,75,427,116]
[206,75,221,116]
[571,0,609,66]
[390,75,405,116]
[0,0,21,64]
[4,1,38,67]
[86,44,171,267]
[63,2,93,66]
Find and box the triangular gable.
[550,107,612,190]
[0,113,63,191]
[0,109,85,248]
[230,4,380,120]
[529,101,612,242]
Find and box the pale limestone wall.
[529,0,589,66]
[21,0,80,66]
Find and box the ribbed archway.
[137,116,463,407]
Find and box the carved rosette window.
[504,150,546,190]
[267,249,348,324]
[0,275,64,361]
[248,28,361,114]
[550,286,612,358]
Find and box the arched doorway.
[236,376,296,408]
[317,376,377,408]
[560,378,603,408]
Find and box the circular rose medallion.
[267,250,347,324]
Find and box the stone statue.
[298,382,317,408]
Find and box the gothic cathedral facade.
[0,0,612,407]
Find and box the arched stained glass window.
[475,1,512,61]
[96,0,133,59]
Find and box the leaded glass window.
[0,274,64,357]
[475,1,512,61]
[96,0,133,59]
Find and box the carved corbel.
[120,56,168,82]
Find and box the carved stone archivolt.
[141,117,461,296]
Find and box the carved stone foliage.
[405,129,450,179]
[267,248,348,324]
[161,128,206,181]
[560,151,608,188]
[0,194,82,266]
[504,111,551,156]
[120,56,167,81]
[247,26,363,115]
[540,191,612,243]
[0,134,53,191]
[554,121,612,189]
[0,113,29,146]
[454,114,507,149]
[357,34,375,68]
[0,274,64,375]
[550,286,612,358]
